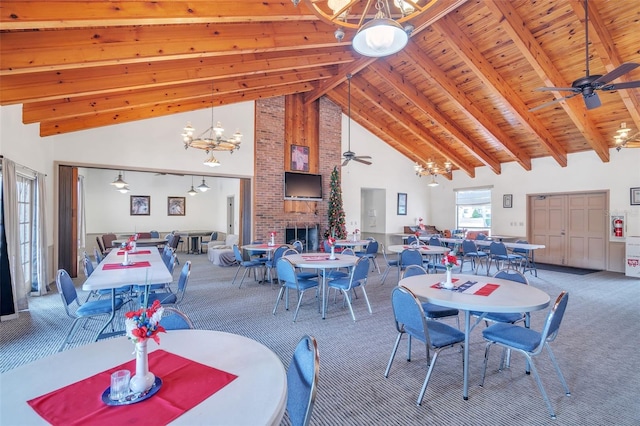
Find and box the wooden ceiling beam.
[370,61,497,176]
[484,0,610,162]
[23,69,336,123]
[38,82,314,137]
[402,42,532,171]
[1,48,354,105]
[433,16,568,167]
[0,1,316,30]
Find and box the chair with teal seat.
[233,244,266,288]
[273,257,319,322]
[402,265,459,328]
[139,261,191,308]
[379,243,399,285]
[326,256,372,322]
[286,335,319,426]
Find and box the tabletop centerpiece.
[268,231,276,247]
[327,236,337,260]
[352,228,360,242]
[125,300,165,393]
[441,252,459,289]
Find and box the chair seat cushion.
[426,320,465,348]
[296,271,318,280]
[482,322,541,352]
[328,277,362,290]
[422,303,459,319]
[77,298,124,316]
[284,279,318,291]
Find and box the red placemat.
[27,350,237,426]
[117,250,152,255]
[102,261,151,270]
[474,283,499,296]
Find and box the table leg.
[321,270,327,319]
[95,288,117,341]
[463,310,470,400]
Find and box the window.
[455,188,491,231]
[17,174,35,290]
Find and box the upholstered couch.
[207,233,239,265]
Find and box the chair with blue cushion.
[233,244,265,288]
[139,261,191,308]
[379,244,399,285]
[356,239,380,274]
[159,306,195,330]
[459,239,488,275]
[487,241,520,275]
[286,335,319,426]
[273,258,319,322]
[83,255,132,301]
[265,245,290,284]
[327,256,372,321]
[385,286,465,406]
[149,230,160,238]
[406,235,420,246]
[133,252,175,295]
[398,248,424,282]
[57,269,125,352]
[292,240,304,253]
[93,247,103,264]
[480,291,571,419]
[512,239,537,276]
[402,265,459,328]
[472,268,529,325]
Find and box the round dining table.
[400,273,550,401]
[0,330,287,425]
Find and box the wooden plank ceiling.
[2,0,639,178]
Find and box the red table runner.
[102,261,151,270]
[117,250,152,255]
[28,350,237,426]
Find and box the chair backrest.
[287,335,319,426]
[102,233,117,248]
[169,233,181,249]
[167,252,177,274]
[159,307,195,330]
[95,236,105,254]
[293,240,304,252]
[57,269,79,312]
[277,257,298,284]
[402,264,428,279]
[365,240,379,254]
[406,235,420,246]
[493,268,528,285]
[93,247,103,264]
[137,232,152,239]
[175,261,191,302]
[346,257,370,288]
[489,241,507,256]
[341,247,355,256]
[82,256,94,277]
[283,248,299,256]
[271,245,290,265]
[390,286,429,342]
[150,230,160,238]
[476,233,488,240]
[400,249,423,267]
[233,244,244,262]
[462,239,479,255]
[512,239,530,255]
[428,236,441,247]
[322,240,332,253]
[538,291,569,349]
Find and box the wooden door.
[531,195,565,265]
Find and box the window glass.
[455,189,491,231]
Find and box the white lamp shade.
[352,18,408,57]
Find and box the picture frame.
[130,195,150,216]
[397,193,407,215]
[503,194,513,208]
[167,196,186,216]
[291,145,309,172]
[631,187,640,206]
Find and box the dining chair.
[402,265,460,328]
[292,240,304,253]
[512,239,537,275]
[398,248,424,282]
[273,258,319,322]
[385,286,465,406]
[83,256,133,302]
[140,261,191,308]
[480,291,571,419]
[286,335,319,426]
[326,256,372,322]
[95,236,108,256]
[232,244,266,288]
[133,252,175,295]
[149,230,160,238]
[283,248,319,281]
[471,268,529,326]
[265,245,291,285]
[459,239,488,275]
[356,239,380,274]
[487,241,521,275]
[159,307,195,330]
[57,269,125,352]
[101,233,117,251]
[93,247,103,264]
[379,243,399,285]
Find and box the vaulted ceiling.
[1,0,639,179]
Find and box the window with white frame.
[455,188,492,231]
[17,174,35,289]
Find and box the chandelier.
[614,122,640,151]
[181,86,242,167]
[414,159,452,187]
[293,0,438,57]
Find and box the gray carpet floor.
[1,252,639,425]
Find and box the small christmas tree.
[326,166,347,239]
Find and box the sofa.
[207,234,239,265]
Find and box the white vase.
[269,236,275,246]
[129,340,155,393]
[443,269,454,289]
[329,246,336,260]
[123,250,129,265]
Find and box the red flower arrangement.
[125,300,166,344]
[327,236,336,246]
[352,228,360,235]
[441,253,459,269]
[269,231,277,238]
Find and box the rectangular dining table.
[399,273,550,400]
[83,247,173,340]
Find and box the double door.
[530,192,606,269]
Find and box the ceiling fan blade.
[355,155,372,160]
[583,92,601,110]
[593,62,640,86]
[341,158,351,166]
[602,80,640,91]
[353,157,372,165]
[535,86,580,93]
[529,93,579,112]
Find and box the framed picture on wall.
[503,194,513,208]
[291,145,309,172]
[631,187,640,205]
[130,195,150,216]
[167,196,186,216]
[397,193,407,215]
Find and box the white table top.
[400,273,550,313]
[283,253,359,269]
[112,238,167,247]
[387,244,451,255]
[439,238,545,250]
[241,243,290,252]
[0,330,287,426]
[83,247,173,291]
[334,239,370,247]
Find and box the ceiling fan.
[342,74,372,167]
[530,0,640,112]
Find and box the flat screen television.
[284,172,323,201]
